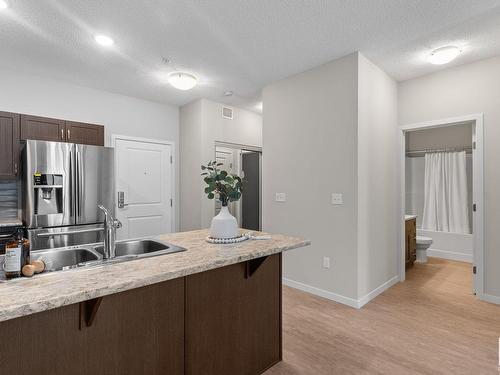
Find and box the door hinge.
[473,203,477,212]
[170,198,173,207]
[473,265,477,274]
[170,155,173,164]
[472,141,476,150]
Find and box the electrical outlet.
[331,193,343,205]
[275,192,286,202]
[323,257,330,269]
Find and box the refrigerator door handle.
[75,149,81,220]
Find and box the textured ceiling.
[1,0,500,111]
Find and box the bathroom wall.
[399,55,500,300]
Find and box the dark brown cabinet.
[0,256,282,375]
[405,218,417,268]
[0,278,185,375]
[185,254,282,375]
[0,111,20,180]
[20,114,104,146]
[66,121,105,146]
[21,114,66,142]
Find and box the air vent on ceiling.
[222,106,233,120]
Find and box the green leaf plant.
[201,161,243,207]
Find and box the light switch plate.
[275,192,286,202]
[331,193,343,205]
[323,257,330,269]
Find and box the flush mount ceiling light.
[94,34,114,47]
[0,1,9,10]
[428,46,462,65]
[224,91,234,97]
[167,72,198,90]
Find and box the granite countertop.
[405,215,417,221]
[0,229,310,322]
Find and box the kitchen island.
[0,229,309,375]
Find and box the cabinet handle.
[61,128,64,140]
[14,163,18,176]
[67,129,71,140]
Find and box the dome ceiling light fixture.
[167,72,198,91]
[428,46,462,65]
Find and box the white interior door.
[114,137,173,240]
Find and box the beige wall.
[357,54,399,298]
[406,123,473,151]
[263,53,360,300]
[180,99,262,231]
[399,55,500,299]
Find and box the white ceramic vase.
[210,206,239,239]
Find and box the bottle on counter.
[3,229,30,279]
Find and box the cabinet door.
[0,303,85,375]
[66,121,104,146]
[21,114,66,142]
[84,278,184,375]
[0,111,20,179]
[185,254,282,375]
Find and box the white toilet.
[416,236,433,263]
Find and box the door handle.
[14,162,18,176]
[118,191,128,208]
[67,129,71,140]
[61,128,65,140]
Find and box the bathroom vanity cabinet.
[405,218,417,268]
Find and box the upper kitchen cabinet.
[65,121,104,146]
[20,114,105,146]
[0,111,20,180]
[21,114,66,142]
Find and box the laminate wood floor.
[265,258,500,375]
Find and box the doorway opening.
[399,114,484,298]
[215,142,262,231]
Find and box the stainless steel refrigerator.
[23,140,114,250]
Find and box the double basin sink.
[30,239,186,273]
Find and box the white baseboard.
[282,278,359,308]
[357,275,399,308]
[282,275,399,309]
[478,293,500,305]
[427,248,472,263]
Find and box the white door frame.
[399,113,484,298]
[111,134,176,233]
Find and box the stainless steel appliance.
[23,140,114,250]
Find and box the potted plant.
[202,161,243,238]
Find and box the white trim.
[111,134,176,234]
[282,278,359,308]
[478,293,500,305]
[357,275,400,308]
[426,249,473,263]
[399,113,484,297]
[283,276,399,309]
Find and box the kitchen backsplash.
[0,181,18,219]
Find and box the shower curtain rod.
[406,146,473,157]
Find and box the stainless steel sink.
[94,239,186,258]
[0,238,185,280]
[31,247,101,272]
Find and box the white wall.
[262,52,399,307]
[263,53,360,301]
[0,67,180,229]
[399,55,500,299]
[357,54,399,299]
[180,99,262,231]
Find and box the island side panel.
[185,253,282,375]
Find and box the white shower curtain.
[421,151,470,234]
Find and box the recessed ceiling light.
[428,46,462,65]
[94,34,114,47]
[0,1,9,10]
[167,72,198,91]
[224,91,233,97]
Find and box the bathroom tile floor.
[266,258,500,375]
